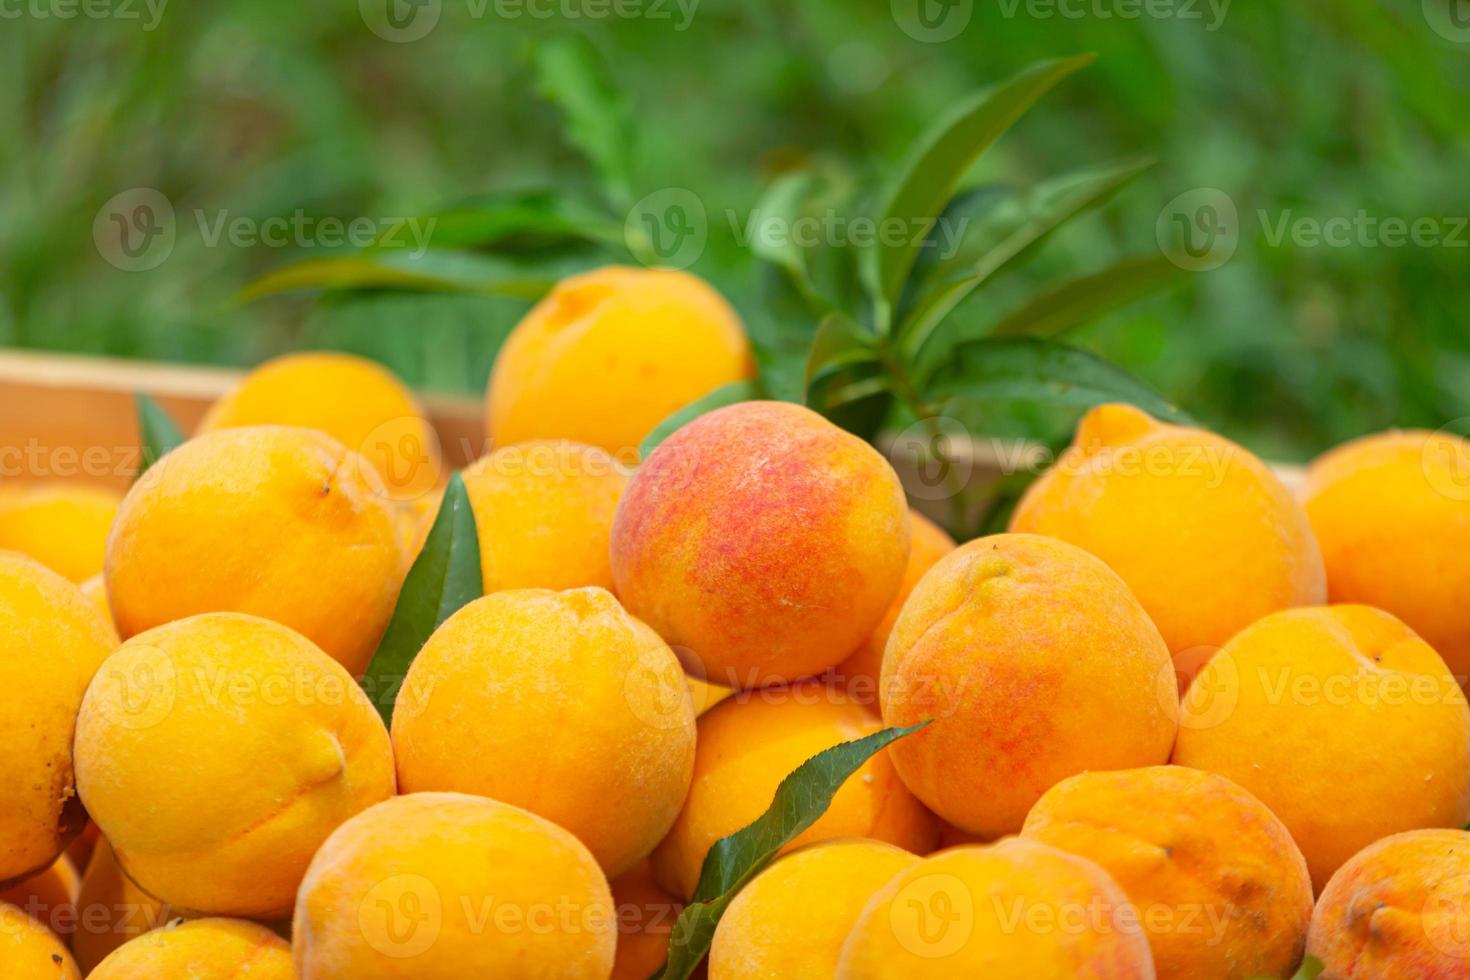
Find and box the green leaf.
[360,473,483,727]
[640,381,761,458]
[922,338,1191,424]
[988,254,1183,339]
[134,393,184,478]
[386,189,624,252]
[654,723,929,980]
[862,54,1095,332]
[899,156,1152,358]
[533,35,637,210]
[804,313,880,397]
[238,250,558,303]
[747,173,831,313]
[803,313,895,441]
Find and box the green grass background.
[2,1,1467,461]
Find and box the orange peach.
[612,401,909,688]
[882,533,1178,838]
[1012,403,1325,656]
[1022,766,1312,979]
[609,859,682,980]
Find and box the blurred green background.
[3,1,1467,462]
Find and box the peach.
[612,400,910,688]
[837,838,1155,978]
[1172,605,1470,891]
[650,681,936,901]
[881,533,1177,838]
[460,440,629,594]
[1302,429,1470,682]
[1022,766,1312,979]
[1307,828,1470,978]
[0,856,78,938]
[486,265,753,459]
[87,918,294,979]
[709,838,919,979]
[393,587,695,877]
[72,838,173,975]
[0,484,120,582]
[609,859,682,980]
[0,903,80,979]
[1011,403,1326,655]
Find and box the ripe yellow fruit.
[88,918,294,980]
[0,903,80,979]
[200,350,442,498]
[72,838,173,975]
[837,838,1154,978]
[1172,605,1470,891]
[709,839,919,979]
[609,859,682,980]
[106,426,404,674]
[1022,766,1312,979]
[0,554,115,883]
[881,533,1178,838]
[0,484,119,583]
[1308,828,1470,977]
[834,510,956,699]
[0,855,78,938]
[73,613,396,918]
[651,681,937,901]
[612,401,910,688]
[460,440,630,594]
[1012,403,1326,656]
[393,588,695,877]
[77,575,119,643]
[293,792,616,979]
[1302,429,1470,682]
[486,265,753,459]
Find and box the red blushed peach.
[611,401,910,689]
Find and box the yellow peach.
[0,484,120,582]
[0,904,80,979]
[88,917,294,979]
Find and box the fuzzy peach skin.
[650,681,937,901]
[0,484,120,582]
[73,613,396,918]
[881,533,1178,838]
[200,350,442,498]
[460,440,630,594]
[78,575,119,644]
[612,400,910,688]
[293,792,616,979]
[837,837,1155,978]
[73,838,173,975]
[0,554,116,883]
[105,426,404,675]
[710,839,919,979]
[1302,429,1470,684]
[1172,605,1470,892]
[834,510,956,699]
[393,588,695,877]
[1011,403,1326,656]
[1308,828,1470,978]
[0,903,80,979]
[609,859,683,980]
[486,265,753,459]
[1021,766,1313,979]
[88,917,294,979]
[0,856,78,939]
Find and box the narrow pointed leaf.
[922,338,1191,423]
[360,473,483,726]
[988,254,1183,338]
[382,190,624,251]
[640,381,761,458]
[900,156,1152,358]
[748,173,831,313]
[804,313,879,396]
[238,250,557,302]
[654,722,928,979]
[134,393,184,478]
[862,54,1095,330]
[533,34,637,210]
